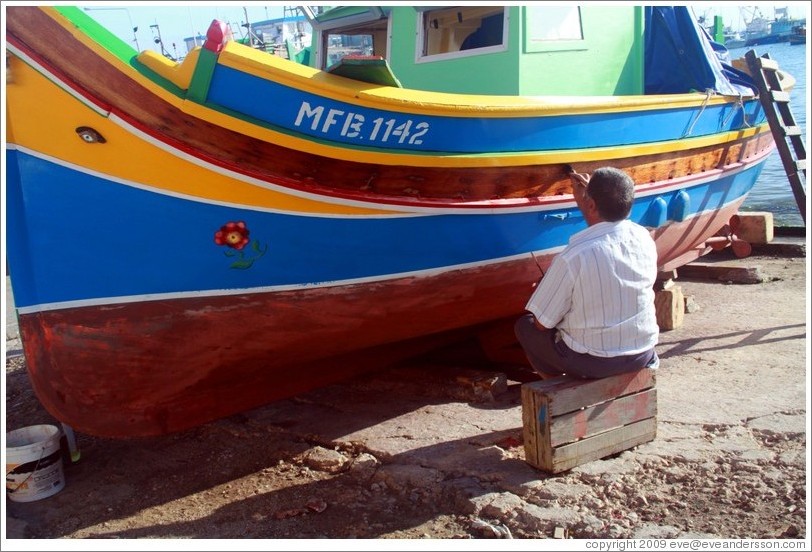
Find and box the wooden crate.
[521,368,657,473]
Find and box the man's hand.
[569,171,590,188]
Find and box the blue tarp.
[644,6,757,96]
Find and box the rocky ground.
[3,249,808,545]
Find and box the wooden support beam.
[678,263,764,284]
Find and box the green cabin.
[301,5,645,96]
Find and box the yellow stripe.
[6,54,397,216]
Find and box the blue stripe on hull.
[6,149,764,308]
[206,66,766,154]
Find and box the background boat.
[743,5,807,46]
[788,24,806,45]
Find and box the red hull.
[19,257,543,437]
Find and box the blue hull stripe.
[206,66,766,154]
[6,149,763,309]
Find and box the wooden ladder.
[745,50,807,225]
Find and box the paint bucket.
[6,424,66,502]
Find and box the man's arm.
[525,253,573,331]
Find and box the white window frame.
[414,6,509,64]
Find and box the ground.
[3,250,808,545]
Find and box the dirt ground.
[3,246,809,547]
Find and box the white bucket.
[6,424,66,502]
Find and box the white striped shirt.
[526,219,659,357]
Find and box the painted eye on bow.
[75,126,106,143]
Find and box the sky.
[10,2,809,60]
[78,2,295,60]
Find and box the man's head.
[574,167,635,223]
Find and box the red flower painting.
[214,221,250,250]
[214,221,267,269]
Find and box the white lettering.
[294,102,323,130]
[294,101,430,146]
[341,113,364,138]
[321,108,344,133]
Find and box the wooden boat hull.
[19,197,745,438]
[5,6,775,437]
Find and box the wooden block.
[522,369,657,473]
[734,212,774,244]
[678,263,764,284]
[655,286,684,331]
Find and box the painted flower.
[214,220,267,269]
[214,221,250,250]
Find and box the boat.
[743,6,807,46]
[5,5,787,437]
[789,24,806,45]
[723,30,747,50]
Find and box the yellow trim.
[136,48,201,90]
[183,96,769,167]
[6,55,397,216]
[218,41,747,118]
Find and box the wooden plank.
[549,417,657,473]
[326,55,403,88]
[770,91,790,103]
[754,56,780,70]
[524,369,655,416]
[521,384,551,469]
[678,263,764,284]
[550,389,657,447]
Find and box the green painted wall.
[518,6,645,96]
[387,7,521,95]
[385,6,644,96]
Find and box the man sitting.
[515,167,660,379]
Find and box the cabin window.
[526,6,583,43]
[320,19,390,69]
[417,6,507,61]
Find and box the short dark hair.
[586,167,635,222]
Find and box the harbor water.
[727,41,808,227]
